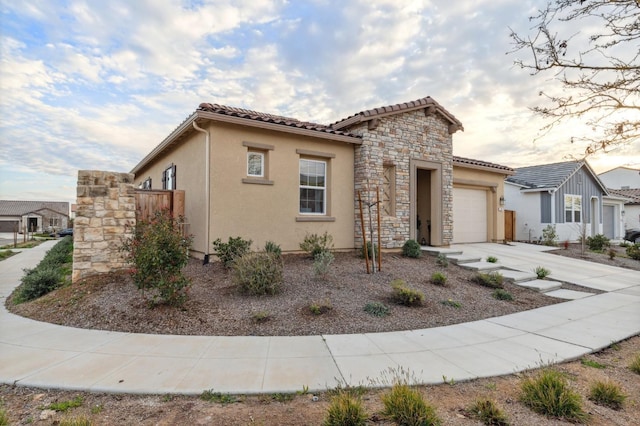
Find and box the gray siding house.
[0,200,70,233]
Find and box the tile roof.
[0,200,69,216]
[331,96,463,131]
[197,103,359,138]
[506,161,584,190]
[453,156,514,174]
[609,188,640,204]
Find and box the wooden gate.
[134,190,185,222]
[505,210,515,242]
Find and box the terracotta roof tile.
[609,188,640,203]
[197,103,359,138]
[453,156,514,173]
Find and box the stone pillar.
[72,170,136,283]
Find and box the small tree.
[121,210,193,305]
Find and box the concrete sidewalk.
[1,241,639,395]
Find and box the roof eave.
[454,161,514,176]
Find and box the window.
[49,218,60,227]
[142,178,152,190]
[247,152,264,177]
[564,194,582,223]
[162,165,176,190]
[299,159,326,214]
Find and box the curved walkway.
[1,241,639,395]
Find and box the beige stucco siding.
[209,122,355,252]
[452,165,508,242]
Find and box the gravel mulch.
[8,251,566,336]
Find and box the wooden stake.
[358,190,370,274]
[376,186,382,272]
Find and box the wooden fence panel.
[505,210,515,242]
[134,190,185,222]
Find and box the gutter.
[192,121,211,264]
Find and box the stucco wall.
[348,109,454,248]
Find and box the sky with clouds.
[1,0,638,204]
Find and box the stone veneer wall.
[72,170,136,283]
[350,109,454,249]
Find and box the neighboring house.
[598,166,640,189]
[608,188,640,231]
[0,200,70,233]
[504,161,615,242]
[131,96,512,260]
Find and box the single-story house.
[608,188,640,231]
[131,96,512,260]
[504,160,615,242]
[0,200,70,233]
[598,167,640,233]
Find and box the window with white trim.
[247,151,264,177]
[299,159,326,214]
[162,164,176,190]
[142,177,152,190]
[564,194,582,223]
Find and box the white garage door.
[453,187,487,243]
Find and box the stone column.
[72,171,136,283]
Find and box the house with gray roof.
[503,161,622,242]
[0,200,70,233]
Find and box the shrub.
[430,272,447,286]
[492,289,513,301]
[381,384,441,426]
[402,239,422,258]
[586,234,610,251]
[313,250,335,278]
[212,236,252,268]
[588,380,627,410]
[59,417,93,426]
[441,299,461,308]
[486,256,498,263]
[233,252,283,295]
[363,301,390,317]
[626,243,640,260]
[360,241,377,260]
[519,369,588,422]
[435,253,448,267]
[0,404,8,426]
[121,210,193,305]
[608,248,616,260]
[468,397,509,426]
[309,299,332,315]
[324,391,368,426]
[16,265,63,303]
[541,224,558,246]
[472,272,504,289]
[391,279,424,307]
[300,232,333,258]
[264,240,282,258]
[251,310,271,323]
[629,353,640,374]
[534,266,550,279]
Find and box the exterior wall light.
[499,196,505,206]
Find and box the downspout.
[192,120,211,264]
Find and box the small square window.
[247,152,264,177]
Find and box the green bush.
[363,301,390,317]
[402,239,422,258]
[626,243,640,260]
[435,253,448,267]
[324,391,368,426]
[430,272,447,286]
[391,279,424,307]
[212,236,252,268]
[492,289,513,301]
[472,272,504,289]
[486,256,498,263]
[121,210,193,306]
[541,224,558,246]
[588,380,627,410]
[14,237,73,303]
[587,234,610,251]
[519,369,588,422]
[534,266,551,279]
[468,397,509,426]
[300,232,333,258]
[382,384,441,426]
[360,241,378,260]
[313,250,335,278]
[264,240,282,258]
[233,252,283,296]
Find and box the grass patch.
[0,241,41,249]
[324,391,368,426]
[59,417,93,426]
[588,380,627,410]
[0,250,17,261]
[363,301,390,317]
[486,256,498,263]
[492,289,513,301]
[251,310,271,323]
[200,389,238,404]
[580,358,606,369]
[45,396,83,412]
[471,272,504,289]
[0,403,8,426]
[430,272,447,286]
[309,299,333,315]
[534,266,551,279]
[629,353,640,374]
[519,369,588,422]
[468,397,509,426]
[390,279,424,307]
[440,299,461,308]
[381,384,441,426]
